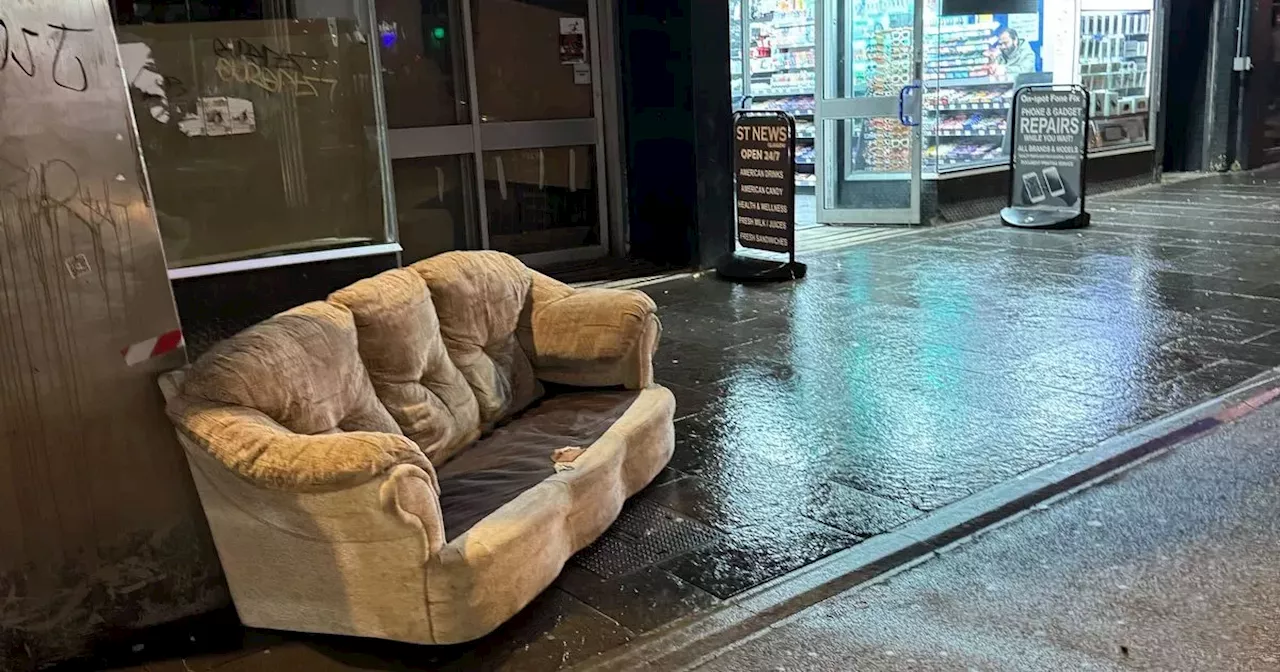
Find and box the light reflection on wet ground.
[629,171,1280,607]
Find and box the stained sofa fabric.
[171,301,432,490]
[330,269,481,467]
[161,251,674,645]
[411,251,545,426]
[436,390,643,540]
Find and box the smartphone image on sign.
[1042,166,1066,197]
[1022,171,1048,204]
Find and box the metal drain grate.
[572,499,723,578]
[937,194,1007,224]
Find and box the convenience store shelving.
[923,18,1013,172]
[840,6,914,178]
[1077,10,1151,119]
[730,0,815,188]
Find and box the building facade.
[111,1,1190,355]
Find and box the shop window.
[822,117,913,210]
[923,0,1073,173]
[376,0,470,127]
[483,146,599,255]
[472,0,594,122]
[1078,1,1155,151]
[833,1,917,185]
[393,155,479,262]
[113,0,391,268]
[921,0,1156,171]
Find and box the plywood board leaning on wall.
[0,2,228,670]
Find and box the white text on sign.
[739,167,786,179]
[739,216,789,230]
[738,200,788,214]
[735,125,791,143]
[740,148,782,161]
[740,184,785,196]
[1018,115,1082,135]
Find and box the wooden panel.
[0,2,226,669]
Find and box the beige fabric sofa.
[159,251,675,645]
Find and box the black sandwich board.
[1000,84,1092,230]
[718,111,807,281]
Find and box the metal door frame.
[815,0,924,225]
[382,0,611,264]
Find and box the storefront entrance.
[379,0,615,266]
[815,0,923,224]
[733,0,1162,228]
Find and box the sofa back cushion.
[410,251,542,426]
[330,269,481,466]
[181,301,400,436]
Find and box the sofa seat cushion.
[425,385,676,643]
[437,390,642,540]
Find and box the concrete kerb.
[575,366,1280,672]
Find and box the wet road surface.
[97,169,1280,672]
[690,395,1280,671]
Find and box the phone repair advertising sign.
[733,115,796,254]
[1002,85,1091,229]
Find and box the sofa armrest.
[165,384,447,547]
[526,272,661,389]
[175,430,447,641]
[182,441,447,555]
[168,391,436,492]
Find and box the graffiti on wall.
[119,32,340,139]
[214,55,338,99]
[0,18,92,91]
[211,35,337,99]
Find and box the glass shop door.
[815,0,923,224]
[376,0,611,266]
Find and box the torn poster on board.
[178,97,257,137]
[559,17,586,64]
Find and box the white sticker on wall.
[573,63,591,85]
[200,97,232,136]
[178,113,205,137]
[119,42,171,123]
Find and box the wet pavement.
[95,169,1280,672]
[688,390,1280,671]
